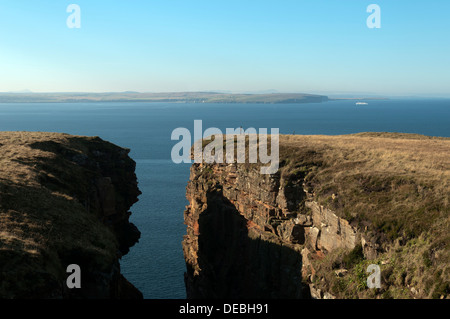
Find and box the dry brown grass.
[0,132,125,298]
[278,133,449,237]
[200,132,449,243]
[276,133,449,299]
[200,131,449,298]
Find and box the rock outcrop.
[183,163,307,298]
[183,133,450,299]
[0,132,142,299]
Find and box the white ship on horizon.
[355,102,368,105]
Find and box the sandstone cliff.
[183,133,449,299]
[0,132,142,298]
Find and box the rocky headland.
[182,133,449,299]
[0,132,142,298]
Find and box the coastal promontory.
[0,132,142,298]
[183,132,449,299]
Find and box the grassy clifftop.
[197,132,449,298]
[278,133,449,298]
[279,133,449,240]
[0,132,141,298]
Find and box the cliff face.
[183,133,450,299]
[182,162,350,298]
[183,163,307,298]
[0,132,142,299]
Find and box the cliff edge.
[183,133,449,299]
[0,132,142,298]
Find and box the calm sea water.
[0,99,449,298]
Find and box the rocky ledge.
[0,132,142,298]
[183,133,449,299]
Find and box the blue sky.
[0,0,449,96]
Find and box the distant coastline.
[329,97,389,101]
[0,92,330,104]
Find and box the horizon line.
[1,91,449,99]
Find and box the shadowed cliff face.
[0,132,142,299]
[185,188,306,298]
[183,162,310,299]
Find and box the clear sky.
[0,0,449,96]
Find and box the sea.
[0,99,449,298]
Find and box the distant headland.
[0,92,330,104]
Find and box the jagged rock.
[306,227,320,250]
[361,235,379,260]
[335,269,348,277]
[309,285,322,299]
[323,292,336,299]
[306,201,358,252]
